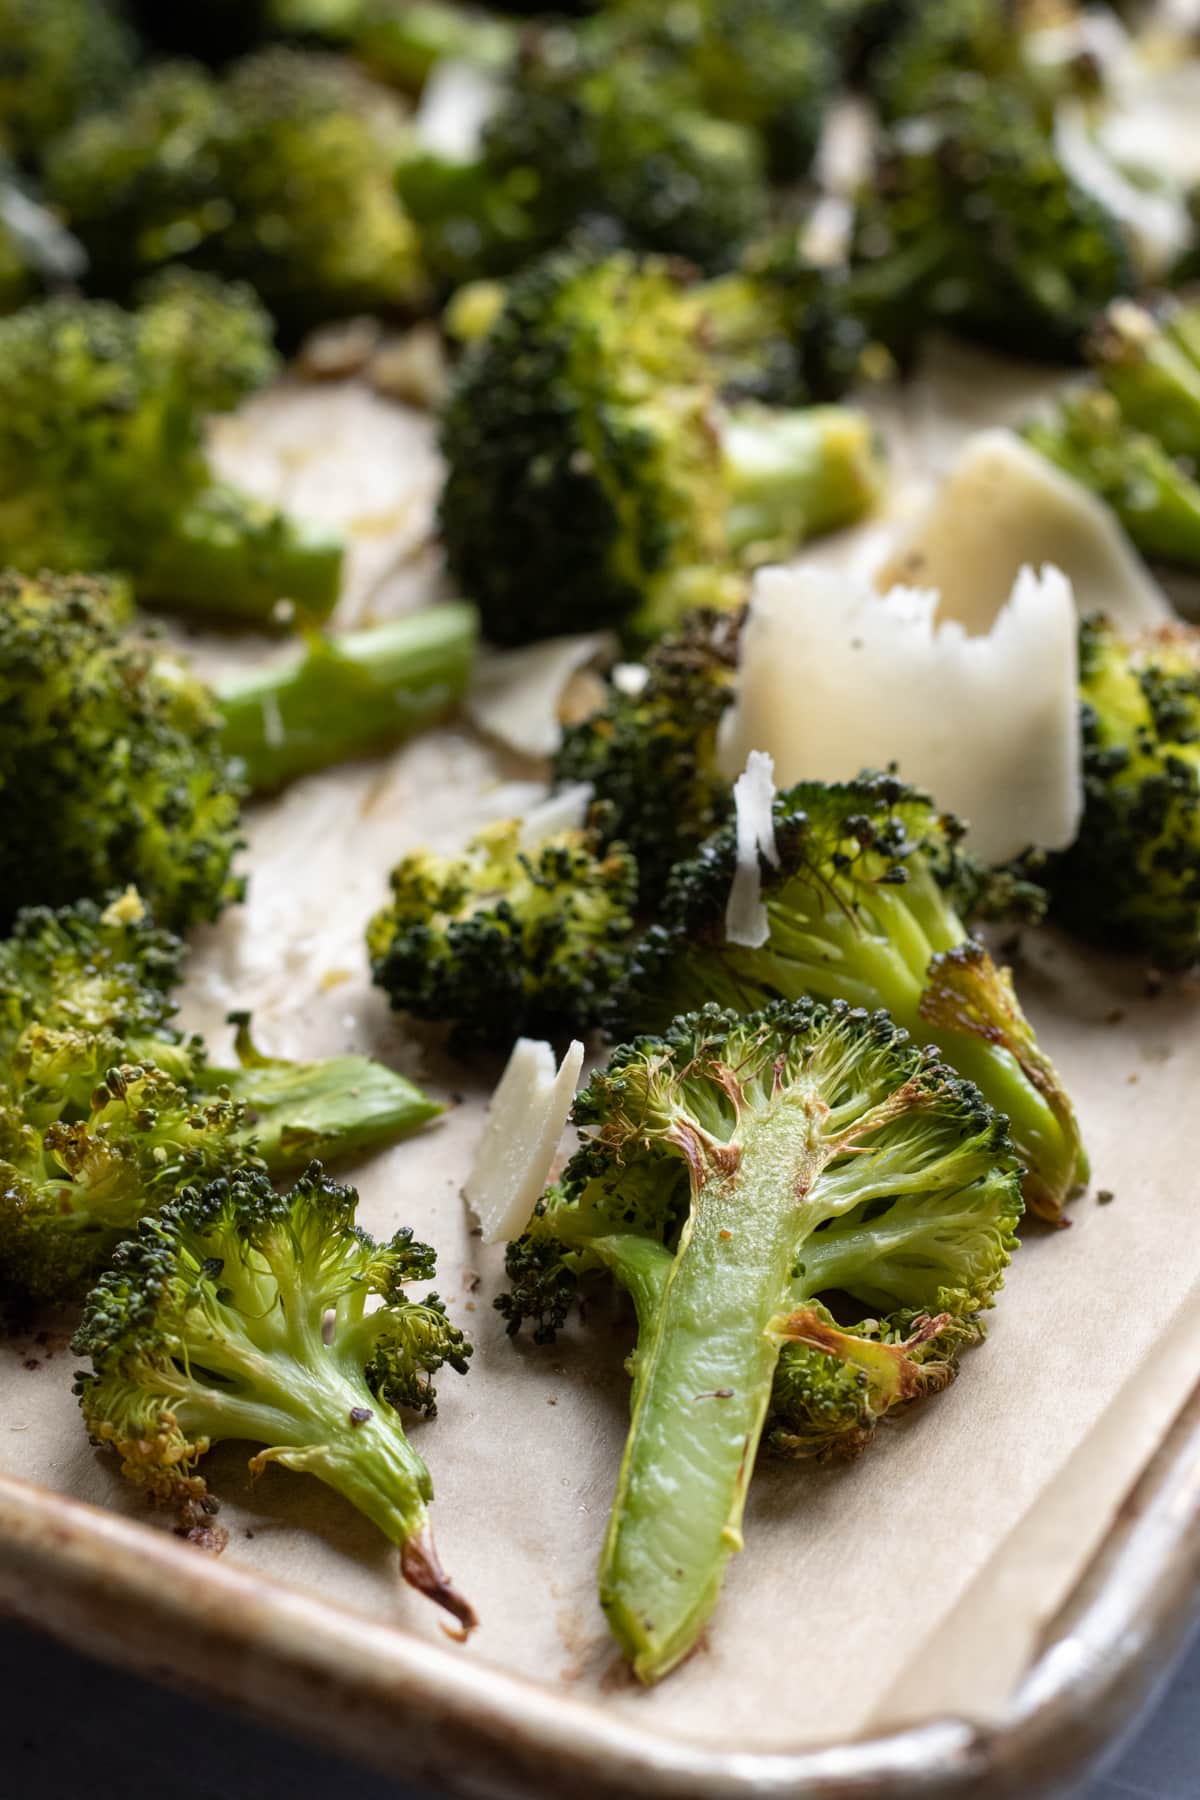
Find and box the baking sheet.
[1,355,1198,1757]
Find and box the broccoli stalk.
[620,773,1086,1222]
[500,1000,1022,1680]
[1090,297,1200,461]
[215,603,479,791]
[74,1164,475,1626]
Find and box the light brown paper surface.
[1,361,1197,1754]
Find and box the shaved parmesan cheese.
[413,59,502,161]
[726,752,778,948]
[518,783,593,849]
[466,633,615,760]
[719,562,1082,863]
[874,429,1172,636]
[463,1038,585,1245]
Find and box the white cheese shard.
[466,632,615,760]
[517,783,593,849]
[874,428,1172,636]
[1055,107,1192,281]
[725,751,779,949]
[463,1038,585,1246]
[413,59,503,162]
[719,562,1083,864]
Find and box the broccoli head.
[0,891,442,1300]
[439,247,885,646]
[499,998,1022,1680]
[1046,616,1200,968]
[619,772,1086,1222]
[0,275,345,624]
[367,813,637,1051]
[74,1163,475,1626]
[552,608,741,906]
[0,0,134,163]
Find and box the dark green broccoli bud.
[498,999,1022,1680]
[0,572,246,932]
[74,1163,474,1626]
[0,893,442,1299]
[1026,387,1200,571]
[367,812,637,1051]
[552,608,741,906]
[618,773,1086,1222]
[0,277,345,625]
[439,248,885,646]
[1045,616,1200,968]
[849,81,1135,361]
[862,0,1097,125]
[1088,295,1200,464]
[0,0,135,164]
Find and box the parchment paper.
[1,350,1198,1754]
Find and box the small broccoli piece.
[619,772,1086,1222]
[1045,616,1200,968]
[439,248,885,646]
[861,0,1096,125]
[271,0,518,91]
[45,50,428,335]
[849,81,1135,361]
[367,813,637,1051]
[1088,295,1200,464]
[498,999,1021,1679]
[0,0,135,164]
[0,893,442,1299]
[1026,388,1200,570]
[0,275,345,625]
[74,1163,474,1626]
[552,609,740,906]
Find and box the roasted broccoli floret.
[367,813,637,1050]
[499,999,1022,1680]
[0,0,134,164]
[1046,616,1200,968]
[1088,295,1200,464]
[45,49,428,334]
[0,275,345,624]
[74,1163,474,1625]
[552,608,740,906]
[270,0,518,91]
[439,248,885,646]
[619,773,1086,1221]
[0,893,441,1299]
[0,572,477,925]
[849,81,1134,360]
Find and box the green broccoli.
[499,998,1022,1680]
[849,80,1135,361]
[0,0,134,164]
[45,49,428,335]
[367,812,637,1051]
[0,571,477,927]
[552,608,741,906]
[0,275,345,625]
[618,773,1086,1222]
[439,248,885,646]
[1088,295,1200,464]
[270,0,518,91]
[74,1163,474,1626]
[1045,616,1200,968]
[0,892,441,1300]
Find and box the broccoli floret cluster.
[1046,616,1200,968]
[499,998,1022,1680]
[0,0,135,164]
[0,890,441,1300]
[74,1162,475,1625]
[367,813,637,1050]
[439,246,884,646]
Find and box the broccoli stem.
[599,1106,818,1683]
[215,602,478,791]
[721,406,883,559]
[134,484,345,627]
[1026,413,1200,568]
[1097,307,1200,460]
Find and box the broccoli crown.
[367,813,637,1051]
[475,36,768,276]
[552,607,741,905]
[850,81,1134,360]
[439,246,883,646]
[1047,616,1200,968]
[619,771,1086,1222]
[0,0,135,163]
[499,998,1021,1680]
[74,1163,475,1625]
[864,0,1025,123]
[0,572,245,932]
